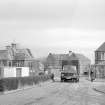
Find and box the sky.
[0,0,105,63]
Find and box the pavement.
[87,77,105,94]
[93,85,105,94]
[92,79,105,94]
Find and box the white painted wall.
[4,67,16,77]
[3,67,29,78]
[20,67,29,77]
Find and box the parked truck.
[61,65,79,82]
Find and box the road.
[23,77,105,105]
[0,77,105,105]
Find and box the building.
[0,43,35,78]
[95,42,105,64]
[46,51,91,76]
[76,54,91,75]
[94,42,105,78]
[30,60,45,76]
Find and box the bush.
[0,79,4,92]
[18,76,34,87]
[0,74,52,92]
[0,77,18,91]
[33,76,40,84]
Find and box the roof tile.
[96,42,105,51]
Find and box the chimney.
[11,43,17,53]
[49,53,52,55]
[11,43,17,49]
[69,51,72,56]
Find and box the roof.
[47,52,91,65]
[96,42,105,51]
[76,53,91,64]
[0,50,9,60]
[0,43,34,61]
[68,53,79,61]
[16,49,34,60]
[14,53,25,60]
[48,53,78,61]
[52,54,69,60]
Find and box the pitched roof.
[0,50,9,60]
[14,53,25,60]
[76,53,91,64]
[68,53,79,61]
[53,54,69,60]
[16,49,34,60]
[48,52,91,65]
[96,42,105,51]
[49,53,78,61]
[0,43,34,61]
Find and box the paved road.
[23,78,105,105]
[0,77,105,105]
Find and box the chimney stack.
[69,51,72,56]
[11,43,17,53]
[11,43,17,49]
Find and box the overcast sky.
[0,0,105,63]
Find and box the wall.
[3,67,29,78]
[4,67,16,77]
[95,65,105,78]
[21,67,29,77]
[51,68,61,77]
[95,51,102,64]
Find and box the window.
[101,52,105,60]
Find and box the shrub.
[0,74,52,92]
[18,76,34,87]
[0,77,18,91]
[0,79,4,92]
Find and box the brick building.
[94,42,105,78]
[46,51,91,75]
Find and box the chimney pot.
[11,43,17,49]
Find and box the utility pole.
[88,65,91,80]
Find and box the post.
[88,65,91,80]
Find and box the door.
[16,68,22,77]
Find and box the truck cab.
[61,65,79,82]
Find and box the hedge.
[0,74,52,92]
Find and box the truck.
[60,65,79,82]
